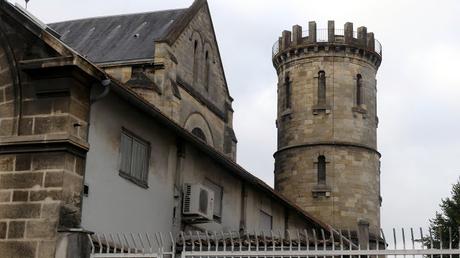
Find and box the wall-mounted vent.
[182,184,214,222]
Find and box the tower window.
[204,50,210,91]
[284,74,291,109]
[317,71,326,105]
[356,74,363,106]
[317,155,326,185]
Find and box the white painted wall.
[81,90,318,235]
[82,92,176,234]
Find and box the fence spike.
[402,228,406,250]
[103,233,110,253]
[304,229,309,251]
[230,231,235,252]
[88,233,95,254]
[130,233,138,253]
[122,233,130,254]
[138,233,146,254]
[238,230,242,251]
[214,231,218,252]
[247,231,251,250]
[147,233,154,253]
[312,228,318,251]
[279,230,284,250]
[320,229,326,251]
[262,231,267,251]
[393,228,397,250]
[410,228,415,250]
[196,231,202,252]
[205,230,210,251]
[339,229,343,251]
[221,231,227,252]
[109,233,116,253]
[96,233,102,254]
[297,229,301,251]
[419,228,424,250]
[347,229,352,251]
[270,231,275,251]
[255,230,259,251]
[330,228,335,251]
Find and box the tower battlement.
[272,21,382,69]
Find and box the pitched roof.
[49,9,186,64]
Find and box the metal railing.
[272,29,382,57]
[88,227,460,258]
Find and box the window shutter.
[120,132,133,174]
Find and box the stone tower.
[272,21,382,235]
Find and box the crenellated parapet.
[272,21,382,69]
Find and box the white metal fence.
[88,227,460,258]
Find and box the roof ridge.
[48,8,187,25]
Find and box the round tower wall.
[276,53,378,150]
[273,21,382,236]
[274,146,381,235]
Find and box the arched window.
[317,71,326,105]
[356,74,363,106]
[204,50,210,91]
[192,127,206,142]
[284,74,291,109]
[317,155,326,185]
[193,40,199,85]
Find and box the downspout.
[173,141,186,234]
[239,182,247,233]
[80,77,111,219]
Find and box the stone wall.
[98,3,237,159]
[0,26,91,256]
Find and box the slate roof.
[49,9,186,64]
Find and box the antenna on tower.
[25,0,29,9]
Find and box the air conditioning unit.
[182,184,214,222]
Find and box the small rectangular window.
[259,210,273,232]
[119,129,150,188]
[204,179,223,219]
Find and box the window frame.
[317,155,327,185]
[119,128,151,188]
[259,210,273,232]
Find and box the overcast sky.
[16,0,460,232]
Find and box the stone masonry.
[273,21,382,236]
[0,2,94,256]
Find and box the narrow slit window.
[356,74,363,106]
[193,40,199,85]
[317,155,326,185]
[317,71,326,104]
[285,74,291,109]
[204,50,210,91]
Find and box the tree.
[425,177,460,256]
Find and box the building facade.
[272,21,382,236]
[0,1,338,258]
